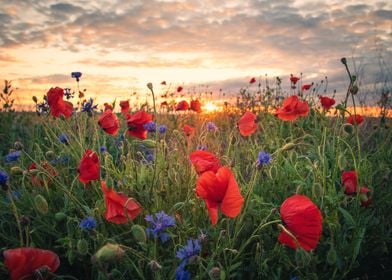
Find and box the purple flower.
[0,170,9,186]
[79,216,97,230]
[158,124,167,134]
[197,145,208,151]
[257,151,272,166]
[58,133,69,144]
[175,263,190,280]
[145,211,175,243]
[176,238,201,263]
[81,98,98,115]
[5,151,21,162]
[206,121,218,132]
[143,121,157,133]
[71,72,82,82]
[100,146,107,153]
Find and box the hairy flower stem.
[7,190,24,246]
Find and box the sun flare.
[203,102,219,113]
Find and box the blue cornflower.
[79,216,97,231]
[5,151,21,162]
[81,98,98,115]
[257,151,272,166]
[100,146,107,153]
[176,238,201,263]
[145,211,176,243]
[71,72,82,82]
[64,88,74,100]
[143,121,157,133]
[58,133,69,144]
[145,152,154,163]
[206,121,218,132]
[158,124,167,134]
[175,263,190,280]
[4,191,22,204]
[0,170,9,186]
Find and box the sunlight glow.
[203,101,219,113]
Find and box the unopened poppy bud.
[208,267,221,280]
[337,154,347,170]
[350,85,359,95]
[281,142,295,151]
[55,212,67,222]
[341,57,347,65]
[32,96,38,103]
[34,194,49,214]
[326,246,337,265]
[141,139,157,149]
[148,260,162,271]
[77,239,89,255]
[13,141,24,150]
[91,243,125,264]
[10,166,24,175]
[147,82,153,91]
[342,123,354,135]
[45,151,56,160]
[131,224,147,243]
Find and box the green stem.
[7,189,24,246]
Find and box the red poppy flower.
[238,111,257,136]
[104,103,113,111]
[278,194,323,251]
[319,96,335,110]
[342,171,358,194]
[4,247,60,280]
[78,150,100,184]
[47,87,73,119]
[190,151,221,175]
[126,111,153,140]
[347,114,364,125]
[176,100,189,111]
[301,84,312,91]
[183,124,195,137]
[275,95,309,121]
[249,77,256,84]
[177,86,183,92]
[290,75,300,85]
[161,81,167,85]
[28,161,58,187]
[119,100,130,115]
[190,99,202,113]
[196,166,244,225]
[101,181,142,224]
[98,109,120,135]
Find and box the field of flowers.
[1,67,392,279]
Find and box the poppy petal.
[220,167,244,218]
[238,111,257,136]
[189,151,221,175]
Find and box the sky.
[1,0,391,110]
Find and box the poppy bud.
[341,57,347,65]
[10,166,24,175]
[32,96,38,103]
[77,239,89,255]
[337,154,347,170]
[91,243,125,264]
[147,83,153,91]
[148,260,162,271]
[208,267,222,280]
[326,246,337,265]
[281,142,295,151]
[131,224,147,243]
[34,194,49,214]
[13,141,24,150]
[350,85,359,95]
[342,123,354,135]
[45,151,56,160]
[55,212,67,222]
[141,139,157,149]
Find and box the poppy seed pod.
[327,246,337,265]
[350,85,359,95]
[147,82,153,91]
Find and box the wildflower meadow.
[0,60,392,279]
